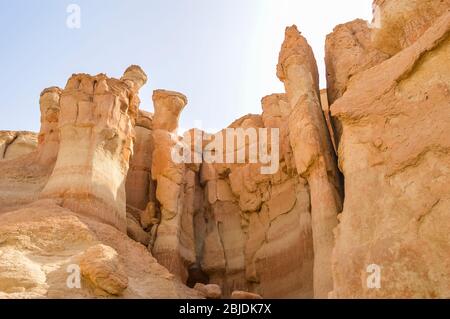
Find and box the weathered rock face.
[329,9,450,298]
[0,88,62,213]
[1,0,449,300]
[40,67,147,232]
[0,200,200,298]
[37,87,62,165]
[152,90,188,133]
[125,110,155,212]
[325,19,390,106]
[0,66,203,299]
[0,131,37,161]
[188,93,315,298]
[124,110,156,245]
[277,25,342,298]
[324,19,391,147]
[150,89,197,282]
[371,0,450,55]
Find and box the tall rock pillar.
[151,90,196,282]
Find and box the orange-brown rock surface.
[277,25,342,298]
[0,67,201,299]
[0,131,37,161]
[40,67,147,232]
[329,8,450,299]
[150,89,198,283]
[0,200,199,298]
[371,0,450,55]
[0,87,63,213]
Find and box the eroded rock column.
[125,110,155,212]
[277,25,342,298]
[41,66,147,232]
[151,90,196,281]
[37,87,62,165]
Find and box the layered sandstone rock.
[126,110,155,212]
[277,25,342,298]
[0,200,200,298]
[0,131,37,161]
[325,19,390,106]
[195,104,314,298]
[37,87,62,165]
[371,0,450,55]
[330,10,450,298]
[150,89,198,282]
[40,67,147,232]
[124,110,157,245]
[231,291,263,299]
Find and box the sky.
[0,0,373,133]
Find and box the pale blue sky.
[0,0,372,133]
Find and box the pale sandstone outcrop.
[0,131,38,161]
[152,90,187,133]
[1,1,449,300]
[277,25,342,298]
[40,67,147,232]
[126,213,151,246]
[0,200,200,298]
[0,88,62,213]
[325,19,390,106]
[231,291,263,299]
[330,11,450,298]
[126,110,155,212]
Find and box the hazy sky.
[0,0,373,133]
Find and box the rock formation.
[0,200,199,298]
[0,66,203,299]
[0,0,449,299]
[0,87,63,213]
[277,25,343,298]
[0,131,37,161]
[329,8,450,298]
[150,90,197,283]
[371,0,450,55]
[126,110,155,212]
[186,104,316,298]
[325,19,390,106]
[40,67,147,231]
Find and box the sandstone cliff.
[0,0,449,299]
